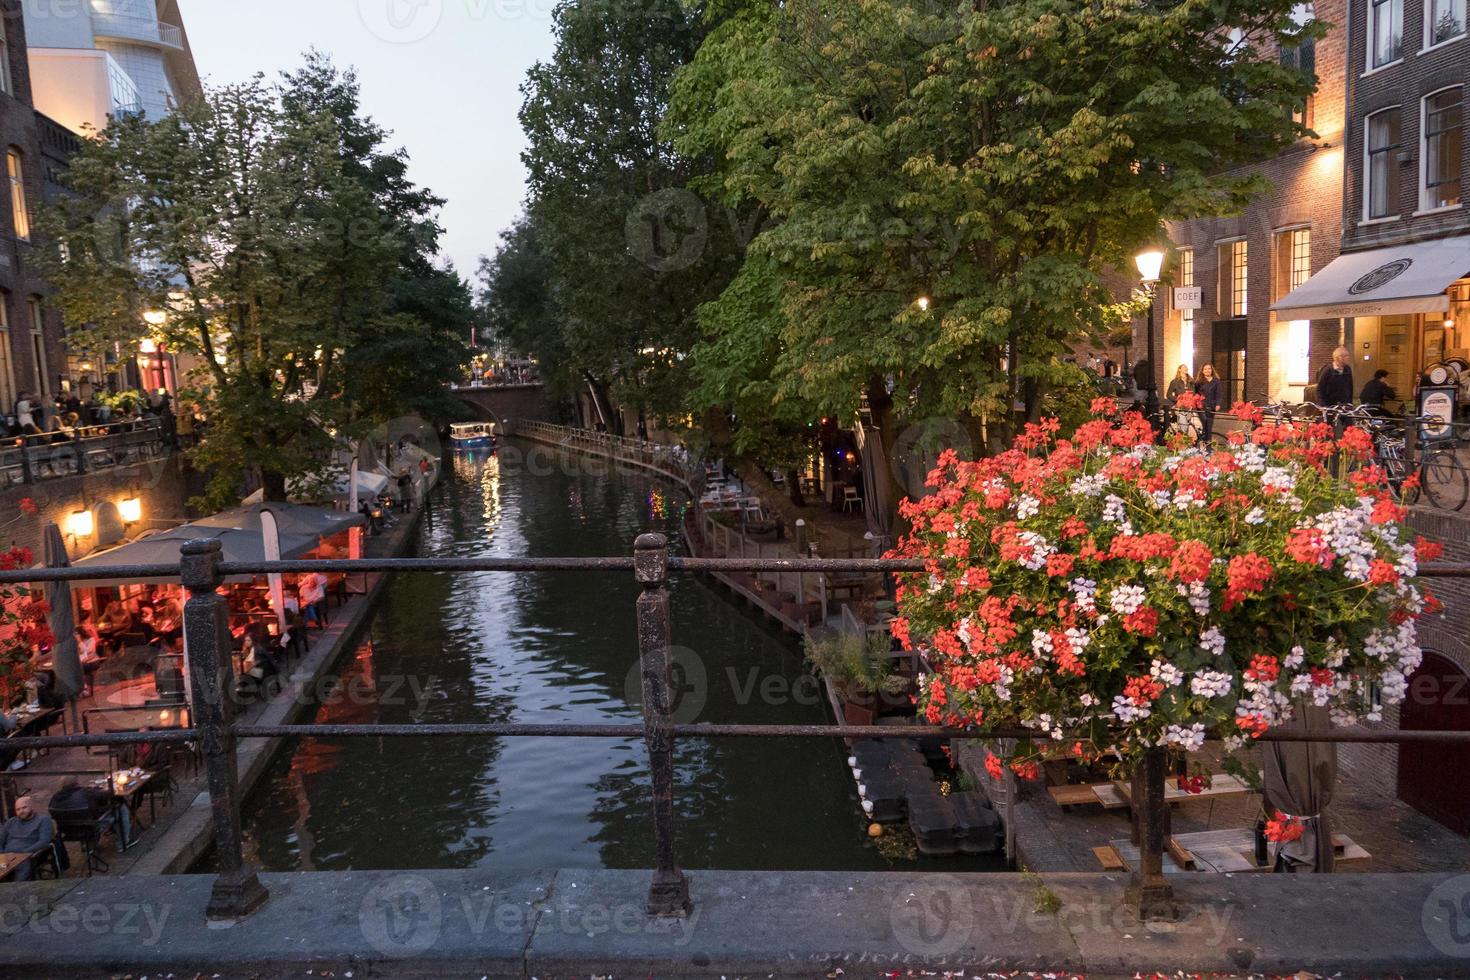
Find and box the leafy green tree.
[667,0,1318,507]
[40,64,468,507]
[518,0,746,431]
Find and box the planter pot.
[843,693,877,727]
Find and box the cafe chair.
[34,819,69,879]
[842,485,864,513]
[52,808,108,875]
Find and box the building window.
[1178,247,1195,371]
[1424,88,1463,211]
[1370,0,1404,67]
[1218,240,1248,317]
[1366,109,1401,218]
[27,298,47,398]
[0,296,13,412]
[1428,0,1466,45]
[0,12,11,98]
[1281,4,1316,127]
[6,150,27,242]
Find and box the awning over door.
[1271,235,1470,320]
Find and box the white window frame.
[0,13,11,98]
[0,295,13,412]
[27,297,47,399]
[1419,86,1464,213]
[1364,107,1403,221]
[1425,0,1467,49]
[1367,0,1405,71]
[1217,238,1248,318]
[1176,247,1196,372]
[6,150,28,242]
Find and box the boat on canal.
[450,421,497,449]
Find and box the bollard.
[181,539,269,920]
[634,533,692,917]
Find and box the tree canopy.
[665,0,1319,444]
[39,55,471,507]
[508,0,748,429]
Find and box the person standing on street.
[1317,346,1355,407]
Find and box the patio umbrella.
[1262,703,1337,872]
[42,523,82,701]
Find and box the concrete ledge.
[1,869,1467,977]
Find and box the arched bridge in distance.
[453,383,556,429]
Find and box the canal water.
[240,443,991,872]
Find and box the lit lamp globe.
[142,309,168,327]
[1134,249,1165,284]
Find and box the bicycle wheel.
[1421,450,1470,511]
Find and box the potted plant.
[804,629,908,725]
[889,398,1440,910]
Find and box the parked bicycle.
[1327,404,1468,512]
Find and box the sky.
[181,0,560,282]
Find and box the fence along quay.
[0,540,1467,922]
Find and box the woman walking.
[1196,363,1223,445]
[1166,364,1193,403]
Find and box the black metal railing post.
[634,532,691,917]
[1127,746,1174,920]
[181,538,269,920]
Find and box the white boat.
[450,422,496,449]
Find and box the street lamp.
[1134,248,1166,427]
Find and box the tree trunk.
[864,378,908,536]
[582,371,617,433]
[785,468,806,508]
[260,468,288,503]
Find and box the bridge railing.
[510,419,701,490]
[1,544,1467,921]
[0,417,171,486]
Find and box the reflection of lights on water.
[648,487,666,519]
[479,454,502,536]
[567,486,586,523]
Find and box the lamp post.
[1134,249,1166,429]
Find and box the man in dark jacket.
[1360,369,1397,413]
[1317,347,1355,406]
[50,778,133,853]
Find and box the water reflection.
[241,442,990,872]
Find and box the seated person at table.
[50,778,133,853]
[236,626,282,699]
[152,599,183,645]
[97,601,134,652]
[0,796,53,880]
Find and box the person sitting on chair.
[50,778,133,853]
[0,797,53,880]
[1360,369,1397,414]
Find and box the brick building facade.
[0,0,67,422]
[1142,0,1351,407]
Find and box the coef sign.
[1173,287,1202,310]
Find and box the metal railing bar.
[9,723,1470,751]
